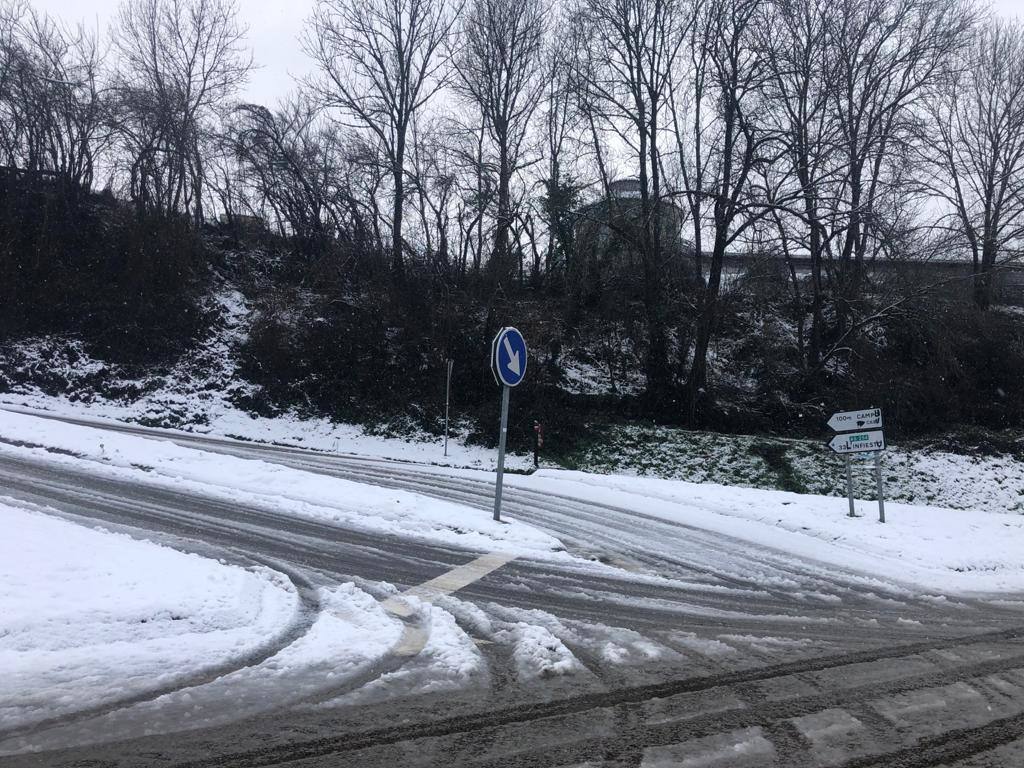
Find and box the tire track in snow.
[5,416,1024,767]
[298,553,519,708]
[0,477,519,751]
[160,627,1024,767]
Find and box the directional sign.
[827,408,883,432]
[491,327,527,388]
[828,430,886,454]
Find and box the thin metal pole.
[493,385,510,522]
[845,455,855,517]
[444,359,453,457]
[875,452,886,523]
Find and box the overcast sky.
[31,0,317,106]
[31,0,1024,108]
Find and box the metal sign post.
[493,385,510,521]
[490,327,528,523]
[828,408,887,523]
[874,452,886,524]
[845,455,856,517]
[444,359,453,457]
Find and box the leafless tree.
[923,18,1024,310]
[407,118,462,272]
[455,0,546,283]
[571,0,693,406]
[752,0,973,375]
[436,114,496,276]
[671,0,776,421]
[538,39,583,281]
[824,0,973,304]
[306,0,458,278]
[229,97,377,257]
[0,4,108,188]
[0,1,33,167]
[112,0,250,222]
[755,0,839,367]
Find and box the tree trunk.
[686,226,727,424]
[974,237,998,311]
[491,140,512,283]
[391,166,405,278]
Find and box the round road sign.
[491,327,528,387]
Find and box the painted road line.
[382,551,516,616]
[381,552,517,657]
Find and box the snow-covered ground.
[4,405,1023,596]
[508,470,1024,595]
[0,503,417,754]
[0,409,564,558]
[5,580,409,755]
[0,502,300,732]
[0,386,530,470]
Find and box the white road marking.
[381,552,517,656]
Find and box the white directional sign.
[827,408,883,432]
[829,430,886,454]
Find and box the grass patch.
[550,422,1024,512]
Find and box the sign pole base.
[493,385,510,522]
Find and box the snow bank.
[0,390,532,471]
[0,502,299,732]
[496,623,584,680]
[511,470,1024,595]
[0,410,564,558]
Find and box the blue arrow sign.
[491,327,527,387]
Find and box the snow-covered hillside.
[0,288,530,470]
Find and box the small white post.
[444,359,453,457]
[875,452,886,523]
[845,455,856,517]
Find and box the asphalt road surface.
[2,413,1024,767]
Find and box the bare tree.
[229,97,377,257]
[752,0,973,375]
[538,39,582,282]
[455,0,546,283]
[306,0,457,278]
[924,18,1024,310]
[407,118,462,272]
[671,0,775,421]
[755,0,840,367]
[824,0,972,305]
[0,1,31,167]
[113,0,250,222]
[0,4,108,188]
[571,0,693,407]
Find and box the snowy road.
[2,413,1024,767]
